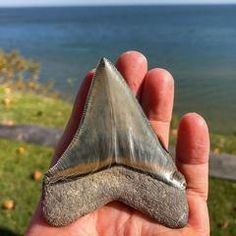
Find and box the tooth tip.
[98,57,108,68]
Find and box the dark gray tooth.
[42,57,188,228]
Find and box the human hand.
[26,51,210,236]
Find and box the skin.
[26,51,210,236]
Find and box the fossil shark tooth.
[42,58,188,228]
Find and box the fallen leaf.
[32,170,42,181]
[1,119,14,126]
[2,98,11,107]
[16,146,25,155]
[213,148,220,154]
[171,129,177,137]
[2,200,14,210]
[4,87,11,94]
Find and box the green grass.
[0,85,71,128]
[0,139,52,235]
[0,85,236,235]
[209,179,236,236]
[210,134,236,155]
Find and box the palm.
[63,200,200,236]
[27,51,210,236]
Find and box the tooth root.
[42,58,188,228]
[43,167,188,228]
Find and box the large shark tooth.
[42,58,188,228]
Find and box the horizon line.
[0,3,236,8]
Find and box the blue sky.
[0,0,236,7]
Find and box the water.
[0,5,235,134]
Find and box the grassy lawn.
[0,85,236,235]
[210,134,236,156]
[0,139,52,235]
[0,86,71,128]
[209,179,236,236]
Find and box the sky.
[0,0,236,7]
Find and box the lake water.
[0,5,235,134]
